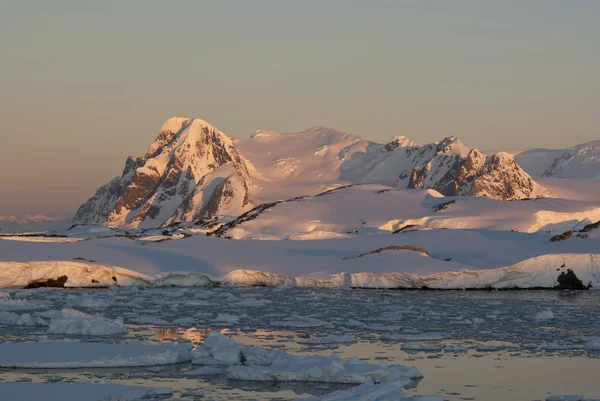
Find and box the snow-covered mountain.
[74,117,548,228]
[237,127,545,201]
[515,141,600,179]
[73,117,253,229]
[352,136,546,199]
[0,215,71,234]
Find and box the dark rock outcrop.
[550,231,574,242]
[556,269,587,290]
[25,275,68,289]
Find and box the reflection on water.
[154,327,213,345]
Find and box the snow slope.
[534,177,600,202]
[238,127,546,202]
[235,126,379,201]
[1,232,599,289]
[210,185,600,239]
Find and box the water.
[1,287,599,400]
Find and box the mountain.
[74,117,547,229]
[351,136,546,199]
[0,215,71,234]
[73,117,253,229]
[515,141,600,179]
[238,130,546,201]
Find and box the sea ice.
[270,314,332,328]
[380,333,447,341]
[298,335,357,345]
[47,308,126,336]
[535,309,555,321]
[192,332,421,384]
[303,379,443,401]
[0,340,191,368]
[0,382,171,401]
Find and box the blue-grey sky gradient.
[1,0,599,216]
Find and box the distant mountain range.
[72,116,563,229]
[0,215,71,234]
[514,141,600,179]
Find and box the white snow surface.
[212,185,600,238]
[1,227,600,289]
[0,340,191,368]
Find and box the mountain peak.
[74,117,253,229]
[382,136,419,152]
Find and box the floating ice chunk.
[535,310,555,321]
[443,345,468,352]
[66,296,111,309]
[0,382,171,401]
[182,390,205,397]
[540,343,582,351]
[227,353,421,384]
[303,379,442,401]
[401,343,443,352]
[475,345,507,352]
[236,298,272,307]
[0,340,192,368]
[298,336,357,345]
[580,336,600,350]
[366,324,402,332]
[212,313,242,324]
[182,366,224,377]
[191,332,244,365]
[380,333,447,341]
[0,294,47,311]
[127,315,170,325]
[271,314,331,328]
[193,332,421,384]
[48,309,126,336]
[343,319,366,328]
[171,317,197,326]
[546,396,585,401]
[0,311,47,326]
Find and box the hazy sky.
[1,0,599,217]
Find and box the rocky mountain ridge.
[74,116,548,228]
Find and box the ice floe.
[298,335,357,345]
[47,309,126,336]
[0,382,171,401]
[303,379,443,401]
[192,332,422,384]
[0,340,191,368]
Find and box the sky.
[1,0,599,217]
